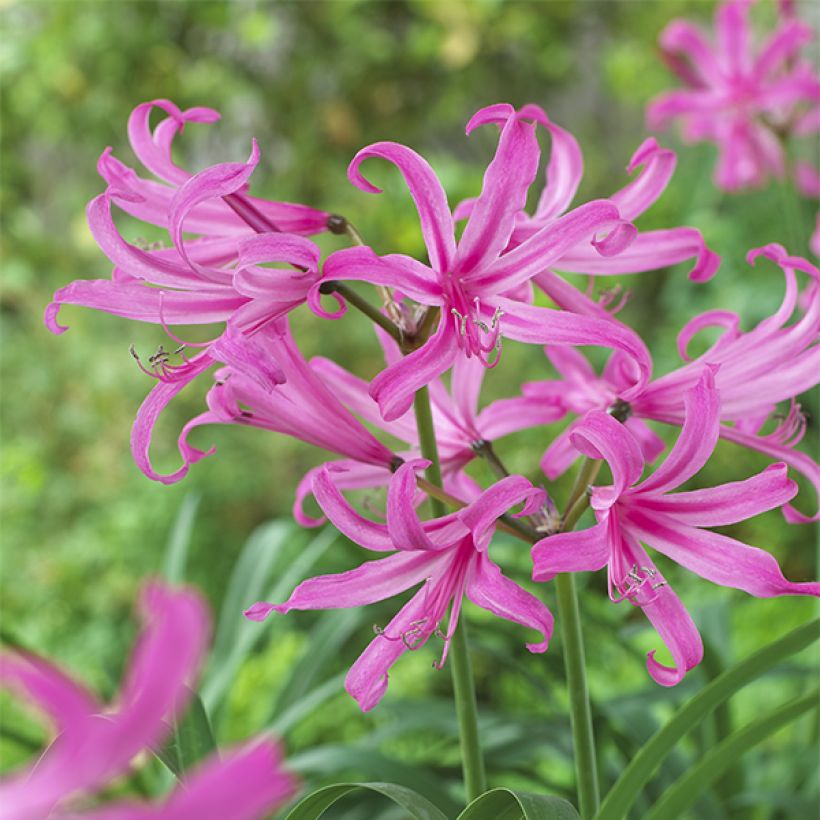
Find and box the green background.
[1,1,817,817]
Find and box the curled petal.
[387,461,444,552]
[637,368,720,495]
[676,310,740,362]
[467,554,553,652]
[610,138,676,221]
[348,142,456,273]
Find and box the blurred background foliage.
[1,1,817,817]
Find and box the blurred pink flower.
[324,103,652,421]
[532,370,819,686]
[648,0,820,190]
[525,244,820,522]
[0,582,296,819]
[246,461,552,711]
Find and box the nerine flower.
[532,370,819,686]
[246,461,553,711]
[0,582,295,819]
[293,328,563,525]
[647,0,820,191]
[323,102,652,421]
[45,100,334,481]
[525,244,820,522]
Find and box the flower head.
[532,370,819,685]
[0,582,296,819]
[648,0,820,190]
[246,461,553,711]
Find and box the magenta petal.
[635,463,797,526]
[625,417,666,464]
[627,510,820,598]
[531,519,611,582]
[540,426,581,481]
[637,368,720,495]
[466,554,553,652]
[387,461,444,552]
[370,317,458,422]
[455,111,539,273]
[345,585,438,712]
[348,141,456,273]
[246,551,440,617]
[756,19,814,79]
[659,20,723,87]
[476,394,566,441]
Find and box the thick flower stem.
[413,386,487,802]
[558,455,602,819]
[319,281,404,344]
[556,571,600,819]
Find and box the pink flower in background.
[648,0,820,191]
[0,582,295,820]
[455,106,719,292]
[532,370,819,686]
[525,244,820,522]
[246,461,553,711]
[323,102,652,421]
[293,327,563,526]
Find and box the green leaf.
[285,781,449,820]
[456,788,581,820]
[596,618,820,820]
[645,689,819,820]
[153,688,216,777]
[161,492,200,583]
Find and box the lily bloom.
[0,582,296,819]
[323,102,652,422]
[648,0,820,191]
[525,244,820,522]
[532,370,819,686]
[246,461,553,711]
[46,100,334,482]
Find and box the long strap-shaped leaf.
[596,618,819,820]
[644,688,819,820]
[284,781,449,820]
[456,787,581,819]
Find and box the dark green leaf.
[153,688,216,777]
[285,781,449,820]
[457,788,581,820]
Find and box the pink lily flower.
[45,100,335,482]
[647,0,820,191]
[454,105,720,290]
[245,460,553,711]
[292,328,564,525]
[323,102,652,422]
[0,582,296,819]
[525,244,820,522]
[532,370,819,686]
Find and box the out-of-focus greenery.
[1,1,817,817]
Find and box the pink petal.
[475,394,566,441]
[609,138,676,221]
[658,20,723,87]
[626,509,820,598]
[466,553,553,652]
[387,461,446,552]
[633,463,797,526]
[625,417,666,464]
[531,518,611,582]
[540,426,581,481]
[756,19,814,79]
[716,0,754,76]
[636,368,719,495]
[348,142,456,273]
[455,108,540,273]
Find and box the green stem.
[413,386,486,802]
[556,572,600,819]
[562,457,601,529]
[319,281,403,344]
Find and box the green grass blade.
[595,618,820,820]
[161,492,200,583]
[153,688,216,777]
[456,788,581,820]
[645,689,819,820]
[285,781,449,820]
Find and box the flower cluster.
[45,1,818,724]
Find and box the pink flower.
[532,370,819,686]
[293,327,563,525]
[648,0,820,191]
[45,100,333,481]
[456,106,719,286]
[323,102,652,421]
[525,244,820,522]
[0,582,296,819]
[246,461,553,711]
